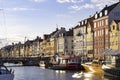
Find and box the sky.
[0,0,119,47]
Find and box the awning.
[103,48,120,56]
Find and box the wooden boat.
[50,55,81,70]
[0,64,14,80]
[66,56,81,70]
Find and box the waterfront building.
[86,17,94,59]
[24,40,33,57]
[57,28,73,55]
[109,20,120,50]
[0,45,12,58]
[73,20,86,56]
[42,34,50,56]
[52,27,66,55]
[11,43,21,57]
[32,36,43,56]
[93,2,120,58]
[42,28,66,56]
[73,17,93,60]
[65,29,74,55]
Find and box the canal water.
[9,66,119,80]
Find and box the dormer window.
[95,14,98,19]
[78,22,80,26]
[85,20,87,24]
[105,10,108,15]
[100,12,102,17]
[82,21,84,25]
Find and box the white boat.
[0,64,14,80]
[72,72,84,78]
[39,61,45,67]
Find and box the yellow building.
[86,21,94,59]
[110,20,120,50]
[49,38,55,56]
[42,34,50,56]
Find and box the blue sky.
[0,0,119,47]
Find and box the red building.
[93,2,120,57]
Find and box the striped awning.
[103,48,120,56]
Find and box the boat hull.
[50,65,66,70]
[66,63,81,70]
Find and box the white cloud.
[69,3,94,11]
[91,0,119,9]
[57,0,84,3]
[5,7,39,11]
[30,0,46,2]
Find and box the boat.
[102,64,120,77]
[50,55,81,70]
[0,64,14,80]
[72,72,84,78]
[82,59,103,73]
[66,56,81,70]
[50,64,66,70]
[4,62,23,67]
[39,61,45,67]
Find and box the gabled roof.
[65,28,73,36]
[74,16,94,29]
[94,2,120,18]
[24,40,33,45]
[114,20,120,24]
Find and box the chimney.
[105,5,107,7]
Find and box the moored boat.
[50,55,81,70]
[0,64,14,80]
[39,61,45,67]
[50,64,66,70]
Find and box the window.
[94,23,96,28]
[98,22,99,27]
[85,20,87,24]
[105,10,108,15]
[114,12,120,17]
[102,20,104,26]
[94,32,96,37]
[100,12,102,17]
[113,25,115,30]
[100,21,102,27]
[98,31,99,36]
[95,14,98,19]
[106,29,108,35]
[105,19,108,25]
[82,21,84,25]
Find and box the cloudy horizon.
[0,0,119,48]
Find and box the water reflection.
[8,66,120,80]
[72,71,104,80]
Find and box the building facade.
[93,2,120,57]
[110,20,120,50]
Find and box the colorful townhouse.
[73,17,94,61]
[86,17,94,59]
[93,2,120,58]
[57,28,73,55]
[109,20,120,50]
[73,20,87,56]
